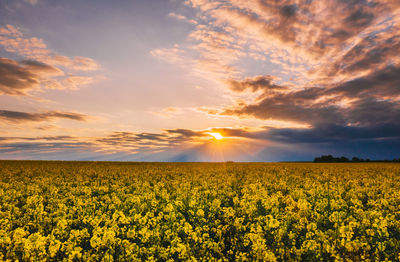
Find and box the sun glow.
[207,132,224,140]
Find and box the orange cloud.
[150,46,185,63]
[0,25,101,96]
[0,58,63,95]
[168,12,197,24]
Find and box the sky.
[0,0,400,161]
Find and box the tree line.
[314,155,400,163]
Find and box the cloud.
[0,57,63,95]
[150,47,185,63]
[0,25,23,37]
[176,0,400,83]
[227,75,285,93]
[329,65,400,98]
[152,107,184,118]
[0,25,50,57]
[0,25,101,96]
[0,57,98,95]
[223,62,400,125]
[44,75,98,90]
[264,124,400,144]
[0,136,75,142]
[40,55,100,72]
[148,0,400,117]
[168,12,197,24]
[0,110,89,122]
[223,96,344,126]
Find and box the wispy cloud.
[0,110,89,122]
[150,46,186,64]
[168,12,197,24]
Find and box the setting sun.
[207,132,224,140]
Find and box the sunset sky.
[1,0,400,161]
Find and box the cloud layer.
[1,124,399,161]
[170,0,400,156]
[1,1,400,161]
[0,110,88,122]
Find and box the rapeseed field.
[0,161,399,261]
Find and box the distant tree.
[314,155,400,163]
[314,155,335,162]
[314,155,351,163]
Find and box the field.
[0,161,399,261]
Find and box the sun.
[207,132,224,140]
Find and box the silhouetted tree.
[314,155,400,163]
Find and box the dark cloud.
[227,75,285,93]
[265,124,400,144]
[165,128,205,137]
[345,98,400,126]
[0,110,88,122]
[314,1,377,49]
[247,0,381,55]
[222,84,344,125]
[279,4,298,19]
[330,65,400,97]
[322,35,400,77]
[252,124,400,161]
[222,62,400,127]
[0,57,62,95]
[344,9,374,28]
[224,100,341,125]
[0,136,74,141]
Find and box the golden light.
[207,132,224,140]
